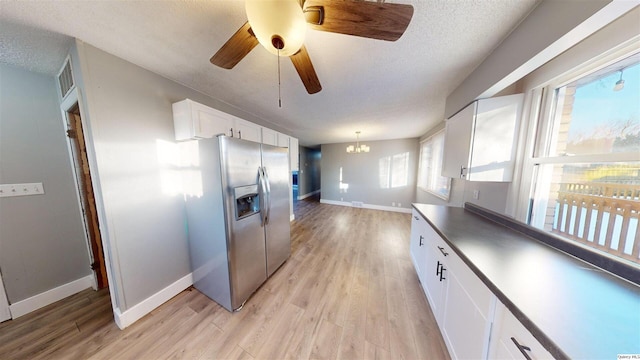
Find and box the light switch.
[0,183,45,198]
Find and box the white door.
[0,271,11,322]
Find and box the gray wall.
[0,64,91,303]
[73,41,304,311]
[321,138,418,210]
[297,146,321,198]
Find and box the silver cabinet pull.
[419,235,424,246]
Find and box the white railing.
[552,183,640,264]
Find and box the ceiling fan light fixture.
[245,0,307,57]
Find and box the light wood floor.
[0,196,450,359]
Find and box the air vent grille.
[58,60,74,99]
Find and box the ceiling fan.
[210,0,414,95]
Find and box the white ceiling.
[0,0,538,146]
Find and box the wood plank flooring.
[0,196,450,359]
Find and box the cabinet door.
[468,94,523,182]
[410,210,428,282]
[421,224,449,325]
[173,99,233,140]
[277,132,290,148]
[289,137,299,171]
[489,302,554,360]
[234,117,262,143]
[441,267,493,360]
[262,127,278,146]
[442,103,475,178]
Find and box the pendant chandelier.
[346,131,370,153]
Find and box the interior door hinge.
[90,262,98,270]
[67,129,77,138]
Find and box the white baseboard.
[290,214,295,221]
[113,272,193,329]
[319,199,412,214]
[298,189,320,200]
[9,274,94,319]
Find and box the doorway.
[65,105,108,289]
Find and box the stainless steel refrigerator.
[185,135,291,311]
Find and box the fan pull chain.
[278,48,282,108]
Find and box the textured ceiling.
[0,0,539,146]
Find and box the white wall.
[321,138,418,211]
[0,64,91,304]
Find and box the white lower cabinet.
[489,302,553,360]
[410,210,551,360]
[441,260,494,360]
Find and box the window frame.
[417,129,451,201]
[520,49,640,266]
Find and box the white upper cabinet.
[173,100,297,167]
[173,99,233,141]
[262,127,278,146]
[442,94,524,182]
[233,117,261,143]
[262,128,290,148]
[277,132,290,148]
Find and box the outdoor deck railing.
[552,183,640,264]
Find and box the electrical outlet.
[473,190,480,200]
[398,203,401,207]
[392,202,396,207]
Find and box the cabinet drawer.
[491,302,553,360]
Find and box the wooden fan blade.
[304,0,413,41]
[290,45,322,94]
[210,21,259,69]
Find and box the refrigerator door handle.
[263,167,271,225]
[258,167,267,226]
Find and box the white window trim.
[418,130,451,201]
[513,41,640,223]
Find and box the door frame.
[0,269,11,321]
[59,88,108,290]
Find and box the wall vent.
[57,59,74,99]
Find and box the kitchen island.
[411,203,640,359]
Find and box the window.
[418,130,450,200]
[529,52,640,266]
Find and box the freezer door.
[261,144,292,276]
[220,136,268,310]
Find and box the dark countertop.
[412,203,640,360]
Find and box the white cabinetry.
[277,132,290,148]
[262,127,278,146]
[442,94,523,182]
[489,302,553,360]
[289,137,299,171]
[410,209,492,359]
[173,99,233,140]
[441,252,494,360]
[410,210,428,285]
[410,209,554,360]
[233,117,261,143]
[263,128,291,149]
